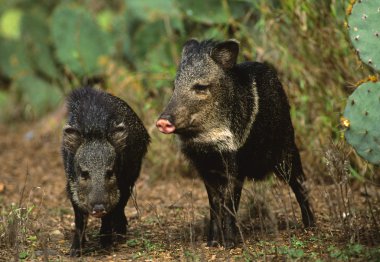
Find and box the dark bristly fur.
[157,39,315,248]
[62,86,150,256]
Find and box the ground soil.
[0,124,379,261]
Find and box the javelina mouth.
[91,210,107,218]
[175,128,201,139]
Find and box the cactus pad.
[51,5,112,78]
[0,38,32,78]
[347,0,380,71]
[22,11,59,80]
[343,82,380,165]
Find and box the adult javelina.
[156,39,315,248]
[62,87,149,256]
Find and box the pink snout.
[91,204,107,218]
[156,118,175,134]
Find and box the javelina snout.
[91,204,106,218]
[156,114,175,134]
[156,104,195,135]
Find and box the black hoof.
[115,233,127,243]
[224,240,236,249]
[304,221,316,228]
[207,240,220,247]
[100,235,113,249]
[303,216,316,228]
[69,248,81,257]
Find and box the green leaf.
[289,248,305,258]
[27,235,37,242]
[131,20,173,71]
[179,0,227,24]
[0,90,11,121]
[0,91,8,108]
[126,239,139,247]
[21,9,59,80]
[14,75,62,118]
[97,10,115,32]
[0,37,32,78]
[97,10,130,57]
[0,8,22,39]
[19,251,28,259]
[347,243,364,256]
[125,0,180,21]
[328,245,343,258]
[179,0,252,25]
[203,27,226,39]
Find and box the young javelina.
[156,39,315,248]
[62,87,150,256]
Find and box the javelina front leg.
[204,182,223,247]
[204,175,244,248]
[203,153,243,248]
[70,205,88,257]
[112,203,128,241]
[100,215,113,248]
[99,205,128,248]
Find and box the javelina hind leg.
[289,175,315,227]
[70,205,88,257]
[274,148,315,228]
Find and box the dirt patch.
[0,124,379,261]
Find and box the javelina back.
[156,39,315,248]
[62,86,149,256]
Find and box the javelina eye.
[81,171,90,180]
[193,84,209,94]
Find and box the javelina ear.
[210,39,239,69]
[110,122,128,152]
[181,38,199,57]
[63,125,82,153]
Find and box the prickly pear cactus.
[347,0,380,71]
[0,39,32,78]
[51,5,112,78]
[22,11,59,80]
[343,0,380,165]
[343,82,380,165]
